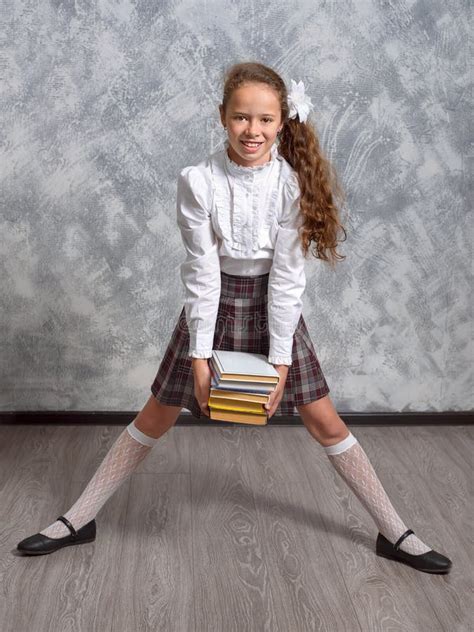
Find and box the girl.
[17,62,452,574]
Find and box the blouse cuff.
[188,350,213,359]
[268,356,292,366]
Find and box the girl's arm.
[176,165,221,360]
[267,172,306,367]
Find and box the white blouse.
[176,140,306,366]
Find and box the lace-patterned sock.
[39,419,158,539]
[323,432,431,555]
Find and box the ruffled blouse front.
[176,140,306,366]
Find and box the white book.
[212,350,279,382]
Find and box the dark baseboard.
[0,410,472,426]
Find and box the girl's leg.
[39,396,181,539]
[297,396,431,555]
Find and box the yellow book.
[209,408,268,426]
[209,397,265,414]
[209,388,269,404]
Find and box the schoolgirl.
[17,62,452,574]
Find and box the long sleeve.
[176,165,221,359]
[267,172,306,366]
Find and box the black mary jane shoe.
[376,529,452,574]
[17,516,96,556]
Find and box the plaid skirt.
[151,271,330,419]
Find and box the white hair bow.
[287,79,314,123]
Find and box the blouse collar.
[223,140,279,177]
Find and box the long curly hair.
[221,62,347,267]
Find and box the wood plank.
[189,425,277,632]
[243,426,361,631]
[111,472,194,631]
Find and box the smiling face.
[219,82,283,167]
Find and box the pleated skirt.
[151,271,330,419]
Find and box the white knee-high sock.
[323,432,431,555]
[40,419,159,539]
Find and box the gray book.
[212,350,279,384]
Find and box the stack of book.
[208,350,280,425]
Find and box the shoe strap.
[394,529,414,551]
[57,516,78,539]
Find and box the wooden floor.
[0,424,472,632]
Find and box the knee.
[297,399,348,444]
[134,396,182,438]
[304,418,347,444]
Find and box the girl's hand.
[265,365,289,418]
[192,358,212,417]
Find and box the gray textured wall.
[1,1,471,413]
